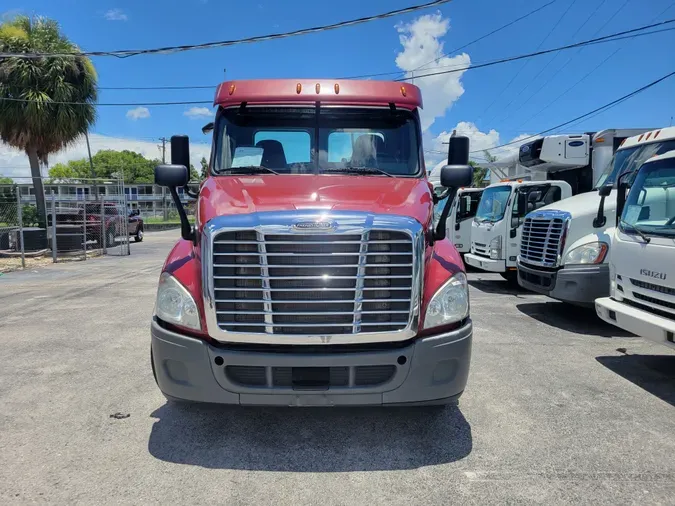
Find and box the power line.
[409,0,559,72]
[0,0,452,59]
[2,20,672,107]
[476,70,675,154]
[477,0,581,125]
[509,0,673,131]
[491,0,626,126]
[394,19,675,82]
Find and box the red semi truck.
[151,79,474,407]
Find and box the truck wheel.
[134,227,144,242]
[500,271,518,284]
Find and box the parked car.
[51,203,144,245]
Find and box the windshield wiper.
[221,165,279,175]
[323,166,393,177]
[620,219,651,244]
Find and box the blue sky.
[1,0,674,177]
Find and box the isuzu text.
[150,79,474,407]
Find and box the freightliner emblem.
[292,221,337,232]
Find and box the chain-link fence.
[0,176,132,271]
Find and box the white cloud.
[0,134,211,180]
[395,13,470,133]
[183,107,213,119]
[126,107,150,121]
[104,9,128,21]
[425,122,537,173]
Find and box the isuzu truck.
[150,79,475,407]
[518,127,675,306]
[595,150,675,350]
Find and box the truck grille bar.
[519,211,570,268]
[202,212,424,344]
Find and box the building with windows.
[0,181,193,218]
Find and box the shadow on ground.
[468,278,530,296]
[516,302,633,337]
[148,403,472,471]
[597,353,675,407]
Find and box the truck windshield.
[620,159,675,238]
[213,106,420,176]
[594,139,675,189]
[475,186,511,223]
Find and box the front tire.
[134,227,144,242]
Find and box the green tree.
[0,176,13,184]
[200,157,209,179]
[0,15,98,227]
[49,150,160,183]
[469,160,487,188]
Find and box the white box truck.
[595,149,675,349]
[518,128,675,306]
[464,180,572,281]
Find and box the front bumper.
[517,261,609,306]
[464,253,505,273]
[151,318,472,406]
[596,297,675,349]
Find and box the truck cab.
[596,150,675,349]
[518,127,675,306]
[149,79,475,407]
[431,185,483,255]
[464,180,572,280]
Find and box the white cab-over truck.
[464,180,572,280]
[595,150,675,349]
[429,163,483,256]
[432,187,483,255]
[517,128,670,305]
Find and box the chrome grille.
[520,212,569,268]
[211,229,413,336]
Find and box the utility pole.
[85,131,98,198]
[158,137,168,163]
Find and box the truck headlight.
[424,272,469,329]
[489,236,502,260]
[155,272,201,330]
[563,242,608,265]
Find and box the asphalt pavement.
[1,230,673,505]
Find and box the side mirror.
[440,165,473,188]
[517,192,527,217]
[435,164,474,241]
[598,185,612,197]
[447,135,470,165]
[154,163,194,243]
[155,164,189,188]
[528,190,542,203]
[458,196,468,217]
[594,184,612,228]
[202,122,214,135]
[171,135,191,169]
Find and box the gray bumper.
[517,261,609,306]
[151,319,472,406]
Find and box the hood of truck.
[532,190,617,261]
[198,175,433,226]
[536,190,614,218]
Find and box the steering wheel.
[665,215,675,226]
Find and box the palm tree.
[0,16,97,227]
